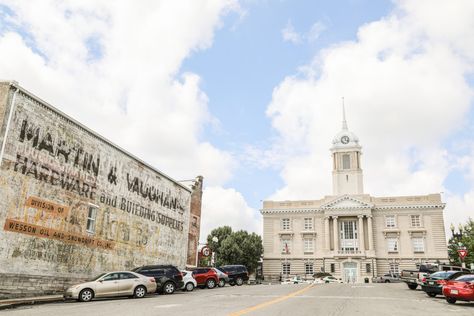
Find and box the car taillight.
[421,277,426,283]
[463,282,474,289]
[149,277,156,283]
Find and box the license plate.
[451,290,458,295]
[429,282,434,285]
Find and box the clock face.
[341,136,350,144]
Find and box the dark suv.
[218,265,249,286]
[132,265,183,294]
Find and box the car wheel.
[446,297,457,304]
[78,288,94,302]
[427,292,436,298]
[134,285,147,298]
[384,280,390,283]
[236,277,244,286]
[206,278,216,289]
[185,282,195,292]
[407,284,418,290]
[218,279,225,287]
[163,282,176,294]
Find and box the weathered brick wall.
[0,83,192,298]
[186,176,203,266]
[0,274,88,299]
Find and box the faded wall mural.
[0,84,191,278]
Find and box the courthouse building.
[261,107,449,283]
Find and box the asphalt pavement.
[2,283,473,316]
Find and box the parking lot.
[3,283,474,316]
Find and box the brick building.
[0,81,202,298]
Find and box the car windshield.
[455,275,474,282]
[429,271,447,278]
[89,273,107,281]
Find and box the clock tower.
[331,99,364,195]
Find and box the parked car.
[421,271,470,297]
[131,265,183,294]
[192,267,219,289]
[180,270,197,292]
[218,265,249,286]
[314,276,343,284]
[442,274,474,304]
[372,273,401,283]
[213,268,230,287]
[64,271,156,302]
[400,263,470,290]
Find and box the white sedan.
[314,276,343,284]
[181,270,197,291]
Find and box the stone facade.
[186,175,203,267]
[261,105,448,283]
[0,82,199,298]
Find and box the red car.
[442,274,474,304]
[192,267,219,289]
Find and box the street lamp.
[212,236,219,267]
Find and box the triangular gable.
[321,195,373,209]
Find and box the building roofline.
[0,80,191,192]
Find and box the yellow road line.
[228,285,314,316]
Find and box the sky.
[0,0,473,241]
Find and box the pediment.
[321,195,373,209]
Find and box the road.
[3,283,473,316]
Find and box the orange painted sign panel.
[25,196,70,218]
[4,218,115,250]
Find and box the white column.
[332,216,339,252]
[358,215,365,252]
[367,215,374,251]
[324,216,330,250]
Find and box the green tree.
[207,228,263,274]
[448,218,474,268]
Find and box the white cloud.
[266,0,474,230]
[200,186,261,239]
[0,0,239,186]
[307,21,326,43]
[281,20,302,44]
[281,19,326,45]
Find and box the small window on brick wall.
[330,263,335,273]
[86,205,98,234]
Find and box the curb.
[0,295,64,311]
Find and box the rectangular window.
[389,262,400,275]
[305,263,314,275]
[86,206,98,234]
[281,239,291,254]
[282,218,291,230]
[342,154,351,169]
[304,218,313,230]
[366,263,371,273]
[410,215,421,227]
[387,238,398,252]
[330,263,335,273]
[385,215,396,228]
[304,238,314,252]
[282,263,291,275]
[412,238,425,252]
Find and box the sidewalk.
[0,295,63,310]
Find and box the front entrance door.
[342,262,357,283]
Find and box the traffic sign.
[458,249,468,260]
[201,246,212,257]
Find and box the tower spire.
[342,97,348,130]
